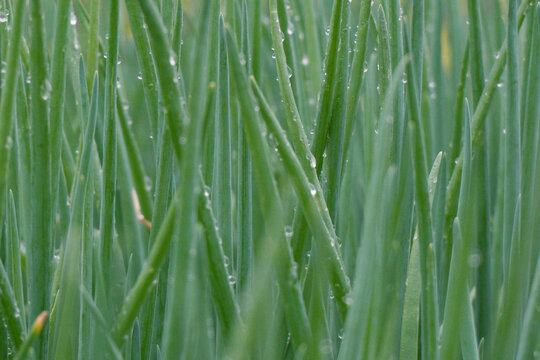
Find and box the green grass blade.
[0,0,25,222]
[199,172,241,336]
[440,99,472,360]
[213,17,234,262]
[14,312,48,360]
[124,0,160,144]
[28,0,52,355]
[50,72,98,360]
[0,259,24,349]
[444,0,530,240]
[99,0,120,278]
[251,76,351,320]
[226,27,313,352]
[404,25,440,359]
[49,0,73,216]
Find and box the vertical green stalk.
[444,0,530,255]
[125,0,160,147]
[99,0,120,284]
[49,0,72,221]
[325,0,350,220]
[342,0,372,164]
[440,106,473,360]
[86,0,99,86]
[213,17,234,263]
[0,0,25,222]
[0,260,24,349]
[404,26,440,360]
[29,0,52,356]
[311,0,345,165]
[490,0,522,357]
[226,28,313,352]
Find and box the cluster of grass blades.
[0,0,539,358]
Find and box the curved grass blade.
[311,0,346,165]
[124,0,160,145]
[13,311,48,360]
[0,259,24,349]
[0,0,25,222]
[444,0,530,240]
[342,0,373,163]
[199,172,242,336]
[226,27,313,352]
[110,82,214,347]
[251,76,351,320]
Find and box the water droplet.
[5,136,12,149]
[228,275,236,285]
[169,55,176,66]
[497,82,504,88]
[309,183,317,196]
[307,154,316,169]
[468,253,482,268]
[0,9,9,23]
[54,249,61,262]
[301,56,310,66]
[40,80,52,100]
[285,225,293,238]
[144,176,153,191]
[287,23,294,35]
[70,12,77,25]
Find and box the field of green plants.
[0,0,539,358]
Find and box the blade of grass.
[0,0,25,222]
[99,0,120,282]
[28,0,52,355]
[444,0,530,243]
[226,27,313,352]
[404,24,440,360]
[440,100,473,360]
[0,259,24,349]
[124,0,160,146]
[13,312,48,360]
[50,73,98,360]
[342,0,372,164]
[49,0,73,228]
[213,17,234,263]
[251,76,351,319]
[199,172,242,336]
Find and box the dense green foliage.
[0,0,539,358]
